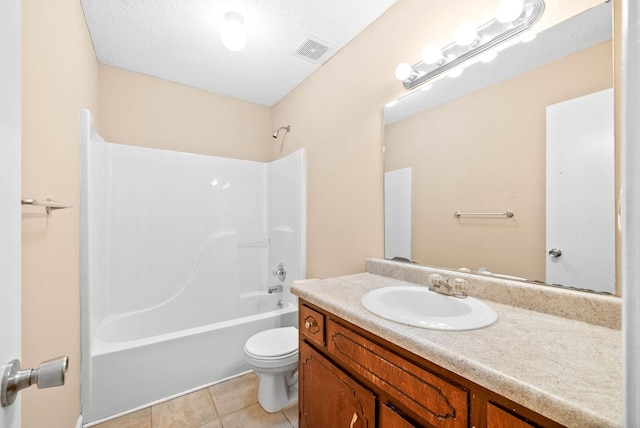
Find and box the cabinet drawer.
[300,305,325,347]
[326,320,468,428]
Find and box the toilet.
[243,326,299,413]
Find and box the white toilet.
[243,326,299,413]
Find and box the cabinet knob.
[304,316,319,334]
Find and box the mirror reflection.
[383,2,615,294]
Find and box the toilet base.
[256,369,299,413]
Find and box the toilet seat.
[244,327,298,359]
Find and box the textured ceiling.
[81,0,397,106]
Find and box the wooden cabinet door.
[380,404,419,427]
[300,342,376,428]
[487,402,537,428]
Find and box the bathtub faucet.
[268,284,283,294]
[272,263,287,282]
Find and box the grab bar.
[454,210,514,218]
[21,198,73,214]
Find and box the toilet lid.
[245,327,298,358]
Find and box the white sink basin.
[361,285,498,331]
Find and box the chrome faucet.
[268,284,283,294]
[428,274,468,298]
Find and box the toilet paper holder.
[1,356,68,407]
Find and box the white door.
[546,88,615,293]
[0,0,22,427]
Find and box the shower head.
[272,125,291,138]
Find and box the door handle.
[548,248,562,258]
[1,356,68,407]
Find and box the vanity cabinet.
[299,301,564,428]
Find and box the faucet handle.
[429,274,444,286]
[452,278,468,297]
[272,263,286,281]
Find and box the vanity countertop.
[292,271,622,428]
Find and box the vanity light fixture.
[395,0,544,90]
[454,21,480,47]
[221,11,247,51]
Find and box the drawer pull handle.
[349,412,358,428]
[304,316,319,334]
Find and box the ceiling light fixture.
[395,0,544,90]
[221,11,247,52]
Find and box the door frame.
[0,0,21,427]
[622,0,640,425]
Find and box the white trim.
[622,0,640,426]
[0,0,21,427]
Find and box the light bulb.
[394,63,414,81]
[221,11,246,51]
[422,43,443,65]
[496,0,525,23]
[454,21,479,46]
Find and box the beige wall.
[271,0,603,279]
[21,0,99,426]
[385,42,612,281]
[19,0,606,426]
[98,65,272,162]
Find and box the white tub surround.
[79,110,306,423]
[292,258,621,428]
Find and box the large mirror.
[383,2,616,294]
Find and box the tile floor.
[92,372,298,428]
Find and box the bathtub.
[83,293,298,424]
[79,110,306,425]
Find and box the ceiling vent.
[293,36,331,62]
